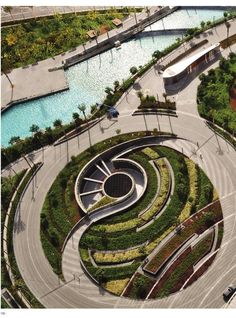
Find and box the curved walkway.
[9,21,236,308]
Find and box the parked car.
[223,285,235,300]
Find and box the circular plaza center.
[103,172,133,198]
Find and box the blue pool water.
[1,8,227,146]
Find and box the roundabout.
[2,17,236,309]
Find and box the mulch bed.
[230,87,236,112]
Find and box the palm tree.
[163,92,167,102]
[78,103,92,147]
[137,91,143,100]
[3,6,14,21]
[29,124,40,135]
[9,136,21,146]
[53,119,62,128]
[113,80,120,91]
[105,86,113,95]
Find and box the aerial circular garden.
[40,132,223,300]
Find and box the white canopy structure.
[163,43,221,85]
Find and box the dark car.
[223,286,235,300]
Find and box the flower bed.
[143,228,194,275]
[144,201,222,276]
[151,231,214,298]
[148,246,192,299]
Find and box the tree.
[133,276,147,299]
[53,119,62,128]
[163,92,167,102]
[130,66,138,75]
[29,124,40,135]
[9,136,20,145]
[78,103,92,147]
[200,21,205,29]
[113,80,120,91]
[72,112,82,126]
[152,49,162,60]
[137,91,143,100]
[105,86,113,95]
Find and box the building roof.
[163,43,220,79]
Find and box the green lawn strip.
[4,163,44,308]
[197,52,236,136]
[123,272,155,299]
[88,195,116,213]
[140,158,170,222]
[2,9,128,70]
[155,231,214,298]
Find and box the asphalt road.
[9,21,236,308]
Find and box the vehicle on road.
[223,286,235,300]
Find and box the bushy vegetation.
[123,273,154,299]
[1,9,128,70]
[197,52,236,135]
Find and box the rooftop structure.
[163,43,221,85]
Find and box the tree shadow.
[14,208,26,234]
